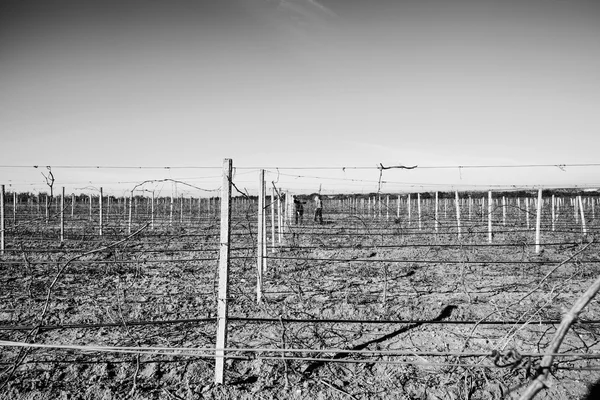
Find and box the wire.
[3,317,599,332]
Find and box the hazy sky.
[1,0,599,196]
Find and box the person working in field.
[314,195,323,224]
[294,198,306,224]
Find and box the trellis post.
[455,191,461,239]
[535,189,543,253]
[434,192,439,235]
[417,193,422,230]
[99,188,103,237]
[271,187,276,253]
[257,170,265,303]
[128,191,133,234]
[488,191,493,244]
[578,195,587,236]
[1,185,5,255]
[215,158,233,385]
[60,187,65,242]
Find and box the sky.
[1,0,600,197]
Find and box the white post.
[417,193,422,230]
[0,185,4,254]
[578,195,587,236]
[396,195,400,218]
[45,195,49,224]
[128,191,133,234]
[215,158,232,385]
[434,192,439,235]
[257,170,265,303]
[151,191,155,230]
[407,194,411,226]
[60,187,65,242]
[89,194,92,221]
[535,189,543,253]
[180,195,184,224]
[277,192,283,244]
[468,196,472,221]
[71,194,75,218]
[551,195,556,232]
[574,197,578,224]
[13,192,17,225]
[502,196,506,227]
[99,188,103,237]
[169,194,174,227]
[488,191,493,244]
[526,198,530,230]
[455,191,461,239]
[386,195,389,221]
[271,187,276,253]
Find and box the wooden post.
[180,195,184,224]
[271,188,276,253]
[488,191,493,244]
[468,196,472,221]
[535,189,543,253]
[60,187,65,242]
[578,195,587,236]
[128,191,133,234]
[257,170,265,303]
[386,195,389,221]
[0,185,4,255]
[502,196,506,227]
[169,194,174,227]
[551,195,556,232]
[455,191,461,239]
[13,192,17,225]
[99,188,103,237]
[277,191,283,244]
[417,193,422,230]
[215,158,232,385]
[434,192,439,235]
[407,194,411,226]
[151,191,155,230]
[526,198,530,230]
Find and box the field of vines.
[1,190,600,399]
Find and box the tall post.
[257,170,265,303]
[151,191,155,230]
[169,194,174,227]
[535,189,543,253]
[60,187,65,242]
[271,188,276,253]
[89,195,92,221]
[502,196,506,227]
[0,185,5,255]
[13,192,17,225]
[551,194,556,232]
[99,188,104,236]
[180,195,184,224]
[386,195,389,221]
[45,195,49,224]
[455,191,461,240]
[417,193,422,230]
[578,195,587,236]
[407,194,411,226]
[434,192,439,235]
[488,191,493,244]
[526,198,530,230]
[71,194,75,218]
[396,195,400,218]
[277,191,283,244]
[215,158,233,385]
[128,191,133,234]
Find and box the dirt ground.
[1,197,600,399]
